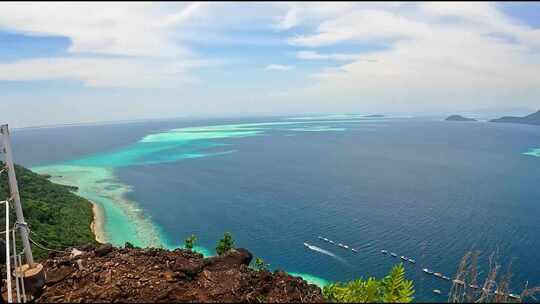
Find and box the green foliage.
[323,263,414,303]
[125,242,139,249]
[254,257,270,271]
[184,234,197,251]
[0,163,96,260]
[215,232,234,255]
[381,263,414,303]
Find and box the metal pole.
[5,200,13,303]
[18,254,27,303]
[12,229,21,303]
[1,124,34,267]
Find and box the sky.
[1,2,540,128]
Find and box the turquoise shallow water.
[32,165,163,247]
[524,148,540,157]
[23,116,540,300]
[31,119,359,287]
[33,122,273,248]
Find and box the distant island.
[490,110,540,126]
[445,115,477,122]
[364,114,385,118]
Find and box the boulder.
[94,243,113,257]
[203,248,253,271]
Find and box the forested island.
[445,115,477,122]
[490,110,540,125]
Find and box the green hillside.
[0,162,96,260]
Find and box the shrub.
[323,263,414,303]
[254,257,270,271]
[216,232,234,255]
[184,234,197,251]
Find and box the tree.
[254,257,270,271]
[184,234,197,251]
[215,232,234,255]
[0,163,96,260]
[323,263,414,303]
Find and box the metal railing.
[0,199,27,303]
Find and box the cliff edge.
[37,243,325,303]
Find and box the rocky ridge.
[37,243,325,303]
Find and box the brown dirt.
[37,244,325,303]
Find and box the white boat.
[442,276,450,281]
[351,248,358,253]
[390,252,397,257]
[433,289,442,295]
[303,242,311,248]
[434,272,443,278]
[400,256,408,261]
[423,268,433,275]
[318,236,323,240]
[338,243,345,248]
[407,258,416,264]
[453,279,465,285]
[469,284,479,289]
[343,245,349,249]
[381,250,388,254]
[323,238,329,242]
[329,240,335,244]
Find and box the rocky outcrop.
[38,244,325,303]
[94,243,113,257]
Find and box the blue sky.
[0,2,539,127]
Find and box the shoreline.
[90,201,106,244]
[33,164,330,289]
[33,164,163,247]
[87,201,329,288]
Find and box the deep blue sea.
[10,115,540,302]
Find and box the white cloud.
[265,64,293,71]
[296,51,375,61]
[0,2,295,88]
[0,2,191,57]
[282,2,540,112]
[274,2,360,31]
[0,57,216,88]
[161,2,209,28]
[0,2,216,88]
[289,9,430,47]
[275,5,299,30]
[1,2,540,116]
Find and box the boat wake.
[304,243,347,264]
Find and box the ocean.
[9,115,540,302]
